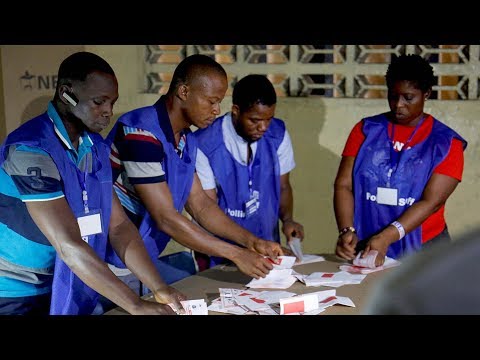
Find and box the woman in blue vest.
[194,74,304,269]
[106,55,284,290]
[334,54,467,267]
[0,52,184,315]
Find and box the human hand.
[335,231,358,261]
[281,245,295,257]
[250,238,284,259]
[282,220,305,243]
[362,235,390,267]
[130,298,178,315]
[152,286,187,314]
[231,248,274,279]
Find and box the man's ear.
[231,104,239,118]
[59,84,78,106]
[177,84,188,101]
[424,89,432,101]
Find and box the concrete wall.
[1,45,478,256]
[0,45,84,140]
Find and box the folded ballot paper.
[246,254,327,289]
[339,250,401,274]
[297,271,367,288]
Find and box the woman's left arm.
[364,173,460,264]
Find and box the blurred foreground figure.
[363,228,480,315]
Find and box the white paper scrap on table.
[306,289,337,300]
[207,300,249,315]
[181,299,208,315]
[233,290,272,311]
[219,288,242,308]
[318,295,355,310]
[246,269,297,289]
[303,271,367,287]
[293,254,325,266]
[257,307,279,315]
[255,290,297,304]
[291,269,307,282]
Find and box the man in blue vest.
[194,74,304,269]
[0,52,185,315]
[106,55,283,292]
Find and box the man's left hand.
[153,286,187,314]
[282,219,305,243]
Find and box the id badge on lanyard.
[244,159,258,218]
[77,209,103,241]
[376,118,423,207]
[74,155,103,242]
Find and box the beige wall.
[0,48,5,141]
[0,45,85,141]
[1,45,479,256]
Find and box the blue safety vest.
[353,113,467,259]
[105,105,196,266]
[0,113,113,315]
[195,115,284,266]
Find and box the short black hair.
[167,54,227,94]
[232,74,277,112]
[57,51,115,89]
[385,54,435,93]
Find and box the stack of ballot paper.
[339,251,401,274]
[208,288,297,315]
[207,288,355,315]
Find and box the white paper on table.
[307,289,337,300]
[268,255,296,269]
[318,295,356,310]
[303,271,366,287]
[219,288,236,308]
[339,256,401,274]
[334,296,356,307]
[280,293,319,315]
[303,308,327,315]
[257,307,279,315]
[219,288,245,308]
[255,290,297,304]
[233,290,272,311]
[303,295,355,314]
[181,299,208,315]
[207,301,249,315]
[293,254,325,266]
[246,269,297,289]
[288,237,304,262]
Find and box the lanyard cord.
[387,116,425,187]
[247,142,253,196]
[74,154,90,214]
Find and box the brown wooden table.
[105,254,395,315]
